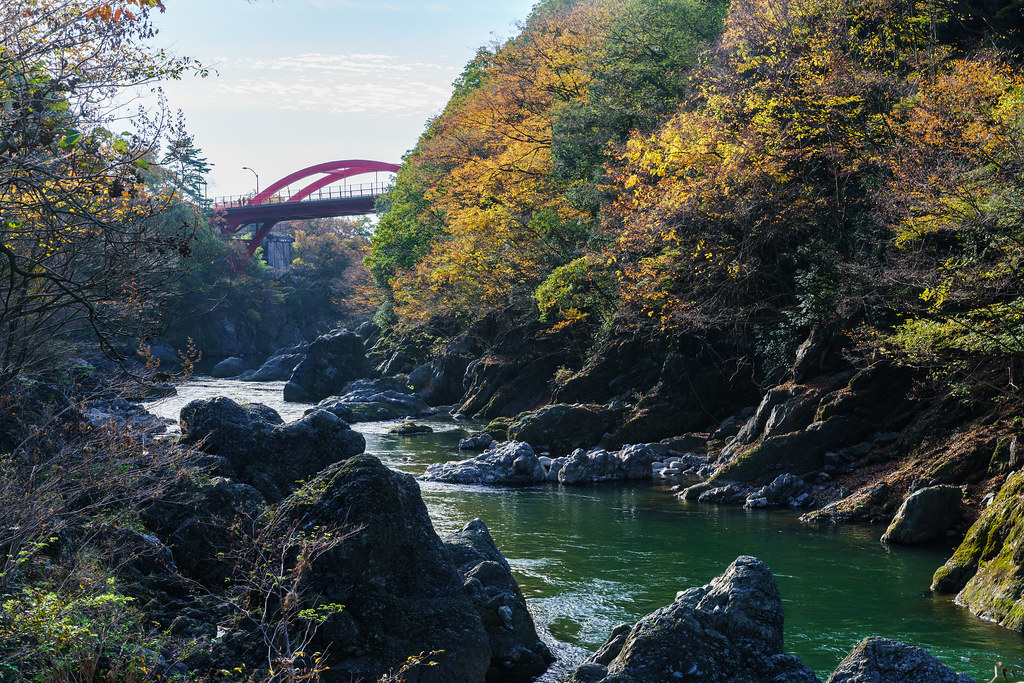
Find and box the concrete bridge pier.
[263,232,295,271]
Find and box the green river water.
[148,378,1024,681]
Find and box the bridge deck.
[217,195,379,225]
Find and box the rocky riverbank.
[150,390,1000,681]
[8,356,1011,682]
[181,321,1024,654]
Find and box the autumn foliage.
[0,0,207,385]
[372,0,1024,380]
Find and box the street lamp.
[242,166,259,196]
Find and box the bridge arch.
[249,159,401,206]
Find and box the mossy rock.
[388,422,434,436]
[932,471,1024,632]
[485,416,511,441]
[987,435,1024,477]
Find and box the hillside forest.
[370,0,1024,403]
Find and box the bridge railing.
[210,181,391,209]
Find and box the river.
[146,377,1024,681]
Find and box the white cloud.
[238,53,451,74]
[301,0,451,11]
[196,52,458,116]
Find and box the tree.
[552,0,728,196]
[373,0,615,327]
[0,0,205,386]
[880,56,1024,364]
[162,127,212,208]
[287,222,379,327]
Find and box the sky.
[150,0,538,198]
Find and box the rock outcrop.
[711,363,915,483]
[283,329,373,402]
[508,403,620,456]
[570,556,821,683]
[443,519,553,679]
[179,397,365,502]
[421,441,548,485]
[458,352,566,420]
[932,471,1024,631]
[418,337,478,406]
[881,485,963,544]
[826,636,976,683]
[257,455,493,683]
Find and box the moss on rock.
[485,416,511,441]
[932,471,1024,631]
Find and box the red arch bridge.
[210,159,400,260]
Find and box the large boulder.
[570,556,821,683]
[556,445,655,485]
[932,471,1024,630]
[242,350,305,382]
[283,329,373,402]
[309,377,429,422]
[179,397,365,502]
[179,397,278,461]
[169,479,265,588]
[421,441,548,486]
[211,356,249,378]
[826,637,975,683]
[508,404,620,456]
[881,485,963,545]
[268,456,492,683]
[443,519,553,678]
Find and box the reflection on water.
[149,378,1024,681]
